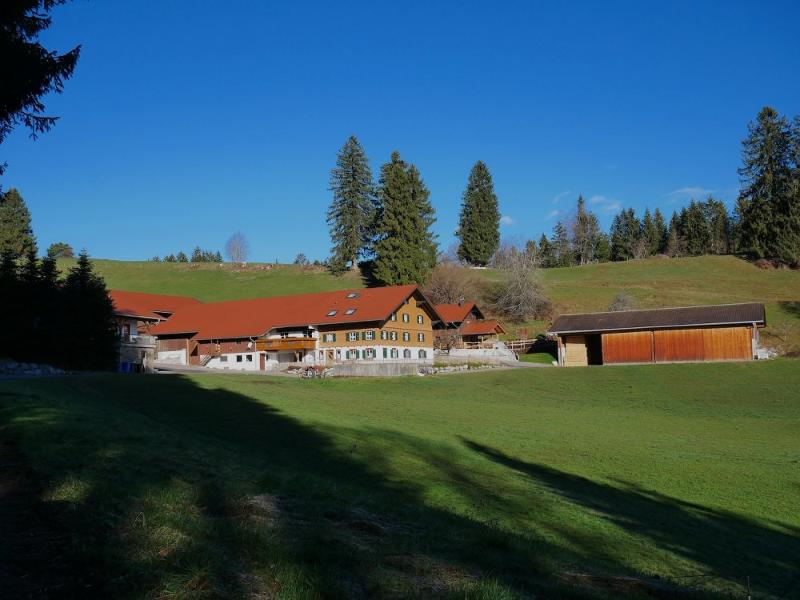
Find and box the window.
[345,308,357,315]
[417,315,424,324]
[403,349,411,359]
[346,292,360,298]
[391,312,397,321]
[348,332,358,341]
[246,355,253,362]
[364,348,375,359]
[220,356,228,363]
[323,333,336,343]
[335,349,341,358]
[380,330,388,340]
[236,355,243,363]
[418,350,427,359]
[365,330,374,341]
[402,313,410,323]
[390,331,398,341]
[391,348,399,358]
[403,332,410,342]
[383,348,388,358]
[417,332,425,342]
[327,310,338,317]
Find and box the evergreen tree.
[176,251,188,263]
[774,115,800,264]
[595,232,612,262]
[0,188,36,257]
[191,246,203,262]
[610,208,641,260]
[642,209,660,257]
[61,252,118,370]
[703,197,731,255]
[164,254,176,262]
[653,208,668,254]
[736,106,793,259]
[456,161,500,266]
[680,200,711,256]
[327,136,378,272]
[373,152,437,285]
[571,195,600,265]
[666,212,684,257]
[538,234,554,268]
[550,221,573,267]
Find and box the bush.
[423,261,485,305]
[488,253,551,322]
[608,290,634,312]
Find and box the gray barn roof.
[549,303,766,334]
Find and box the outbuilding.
[548,303,766,366]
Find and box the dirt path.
[0,435,94,598]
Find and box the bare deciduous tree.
[608,290,634,312]
[225,231,249,264]
[489,252,551,322]
[423,261,484,305]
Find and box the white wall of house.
[315,345,433,364]
[157,349,187,365]
[205,352,260,371]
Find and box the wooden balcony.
[256,337,316,351]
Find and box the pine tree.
[666,212,684,257]
[642,209,663,257]
[595,232,612,262]
[0,188,36,257]
[176,251,188,263]
[456,161,500,266]
[550,221,573,267]
[538,234,553,268]
[571,195,600,265]
[653,208,668,254]
[373,152,437,285]
[773,115,800,264]
[737,106,793,259]
[610,208,641,260]
[327,136,378,272]
[703,197,731,255]
[191,246,203,262]
[681,200,711,256]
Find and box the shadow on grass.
[778,301,800,319]
[463,439,800,599]
[1,376,794,598]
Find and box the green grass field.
[59,255,800,349]
[1,363,798,598]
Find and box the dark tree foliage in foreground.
[0,0,81,175]
[457,161,500,266]
[0,250,118,370]
[0,188,36,255]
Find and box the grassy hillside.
[65,255,800,347]
[1,362,798,597]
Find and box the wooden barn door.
[601,331,654,364]
[654,329,705,362]
[702,327,752,360]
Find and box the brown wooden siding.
[602,331,654,364]
[564,335,588,366]
[653,329,704,362]
[702,326,752,360]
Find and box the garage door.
[602,331,654,364]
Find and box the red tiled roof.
[152,285,441,340]
[110,290,201,321]
[435,302,479,323]
[461,319,505,336]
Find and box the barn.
[548,303,766,366]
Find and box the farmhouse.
[434,302,506,348]
[150,284,442,370]
[110,290,201,371]
[548,303,766,366]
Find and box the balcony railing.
[121,334,157,346]
[256,337,316,351]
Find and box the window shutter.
[332,333,336,342]
[383,348,387,358]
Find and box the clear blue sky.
[3,0,799,261]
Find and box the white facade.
[157,349,187,365]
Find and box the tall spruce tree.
[327,135,378,272]
[456,161,500,266]
[610,208,641,261]
[538,234,553,268]
[372,152,437,285]
[703,197,731,255]
[653,208,668,254]
[550,221,573,267]
[571,195,600,265]
[0,188,36,257]
[680,200,711,256]
[774,115,800,264]
[736,106,793,259]
[642,209,659,257]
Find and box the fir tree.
[550,221,573,267]
[642,209,660,257]
[666,212,684,257]
[595,232,612,262]
[372,152,437,285]
[176,251,188,263]
[736,106,793,259]
[703,197,731,255]
[538,234,553,268]
[610,208,641,260]
[456,161,500,266]
[0,188,36,257]
[327,136,378,272]
[680,200,711,256]
[571,195,600,265]
[653,208,668,254]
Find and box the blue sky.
[3,0,799,261]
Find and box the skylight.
[346,292,360,299]
[345,308,357,315]
[327,310,338,317]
